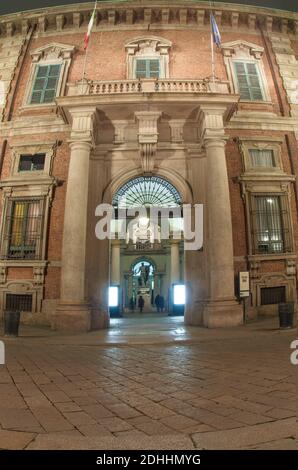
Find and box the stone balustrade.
[68,78,230,96]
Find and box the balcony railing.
[68,78,230,96]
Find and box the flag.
[84,3,97,50]
[210,13,221,48]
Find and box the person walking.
[138,295,144,313]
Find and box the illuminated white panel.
[173,284,185,305]
[109,286,119,307]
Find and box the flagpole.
[210,7,215,83]
[82,41,89,81]
[81,0,97,81]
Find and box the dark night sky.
[0,1,297,16]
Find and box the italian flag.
[84,3,97,50]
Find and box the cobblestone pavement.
[0,314,297,450]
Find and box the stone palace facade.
[0,1,298,331]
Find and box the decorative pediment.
[31,43,76,63]
[125,36,172,56]
[221,40,264,60]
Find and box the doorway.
[108,175,185,323]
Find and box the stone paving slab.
[192,418,298,449]
[27,433,195,450]
[0,316,297,450]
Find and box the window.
[125,37,171,79]
[234,62,263,101]
[18,154,46,172]
[248,149,275,168]
[261,286,286,305]
[135,59,160,79]
[251,196,292,254]
[6,294,32,312]
[30,64,61,104]
[4,200,42,259]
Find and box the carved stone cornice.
[0,2,297,38]
[135,111,161,174]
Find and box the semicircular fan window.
[113,176,181,208]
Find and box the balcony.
[67,78,230,97]
[59,77,237,126]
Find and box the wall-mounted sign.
[239,271,250,298]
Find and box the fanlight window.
[113,176,181,209]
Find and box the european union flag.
[210,13,221,48]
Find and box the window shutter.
[30,64,61,104]
[234,62,263,101]
[135,59,160,79]
[149,60,160,78]
[136,60,147,78]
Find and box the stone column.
[170,240,180,285]
[110,240,121,285]
[53,107,96,332]
[199,106,242,327]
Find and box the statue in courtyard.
[137,262,149,287]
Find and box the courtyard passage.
[0,314,297,450]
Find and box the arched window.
[113,176,181,208]
[125,37,172,80]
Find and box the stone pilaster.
[170,240,180,285]
[110,240,121,285]
[53,107,97,332]
[198,106,242,327]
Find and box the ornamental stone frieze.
[0,3,297,38]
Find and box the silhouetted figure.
[155,294,161,312]
[138,295,144,313]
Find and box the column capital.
[68,140,93,151]
[111,239,122,247]
[67,106,98,146]
[198,105,228,143]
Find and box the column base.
[52,302,91,332]
[90,308,110,330]
[202,299,243,328]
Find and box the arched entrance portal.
[109,176,185,319]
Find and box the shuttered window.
[234,62,264,101]
[250,196,292,254]
[135,59,160,79]
[30,64,61,104]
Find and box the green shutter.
[149,60,160,78]
[30,64,61,104]
[135,59,160,79]
[136,60,147,78]
[234,62,263,101]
